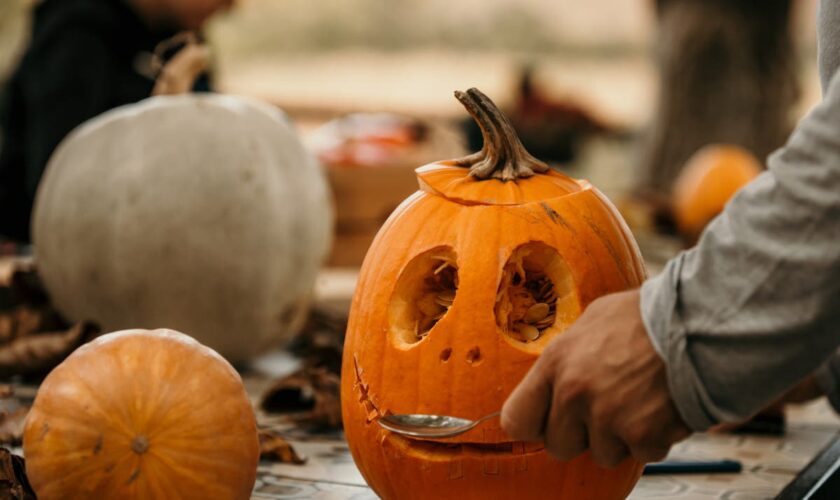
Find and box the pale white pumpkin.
[32,94,333,363]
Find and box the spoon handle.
[476,411,502,425]
[460,411,502,434]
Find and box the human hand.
[501,289,691,467]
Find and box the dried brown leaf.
[0,448,35,500]
[258,429,307,464]
[260,368,342,429]
[0,322,100,378]
[7,269,50,309]
[0,408,28,447]
[0,318,12,346]
[287,308,346,374]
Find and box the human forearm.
[641,68,840,431]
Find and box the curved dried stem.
[151,32,209,96]
[453,88,549,181]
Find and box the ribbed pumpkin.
[32,93,333,363]
[23,329,259,499]
[672,144,761,244]
[341,89,646,500]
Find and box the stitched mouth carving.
[386,434,545,457]
[353,356,544,457]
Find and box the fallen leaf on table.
[0,387,24,446]
[287,308,346,374]
[7,269,49,309]
[0,448,35,500]
[0,266,101,379]
[258,429,307,464]
[8,309,41,342]
[0,321,100,378]
[260,368,342,429]
[0,408,28,447]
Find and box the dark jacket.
[0,0,208,242]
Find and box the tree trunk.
[638,0,798,194]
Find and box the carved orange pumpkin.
[341,89,646,499]
[23,329,259,500]
[672,144,762,244]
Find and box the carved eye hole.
[389,247,459,347]
[495,242,579,348]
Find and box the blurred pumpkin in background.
[31,85,333,363]
[23,329,259,499]
[341,89,646,500]
[671,144,762,244]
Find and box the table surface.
[243,368,840,500]
[256,266,840,499]
[3,257,838,499]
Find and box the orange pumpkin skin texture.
[672,144,762,243]
[23,329,259,500]
[341,89,646,500]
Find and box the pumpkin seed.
[534,315,555,329]
[413,256,459,340]
[514,322,540,341]
[495,259,561,341]
[539,280,552,294]
[417,293,442,316]
[433,261,451,275]
[436,290,455,303]
[524,303,550,323]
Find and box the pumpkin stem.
[453,88,549,181]
[151,32,209,96]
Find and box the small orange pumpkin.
[23,329,259,500]
[672,144,762,244]
[341,89,646,499]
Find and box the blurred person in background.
[0,0,233,245]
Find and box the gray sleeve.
[640,67,840,431]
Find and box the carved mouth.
[353,356,544,458]
[385,433,544,458]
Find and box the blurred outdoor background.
[2,0,823,144]
[0,0,825,265]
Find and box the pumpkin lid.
[416,88,584,206]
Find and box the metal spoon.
[378,411,501,439]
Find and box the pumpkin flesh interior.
[389,247,459,347]
[495,242,578,352]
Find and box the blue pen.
[643,459,743,475]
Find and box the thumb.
[501,357,553,442]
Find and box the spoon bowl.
[378,411,501,439]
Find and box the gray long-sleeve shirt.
[640,0,840,431]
